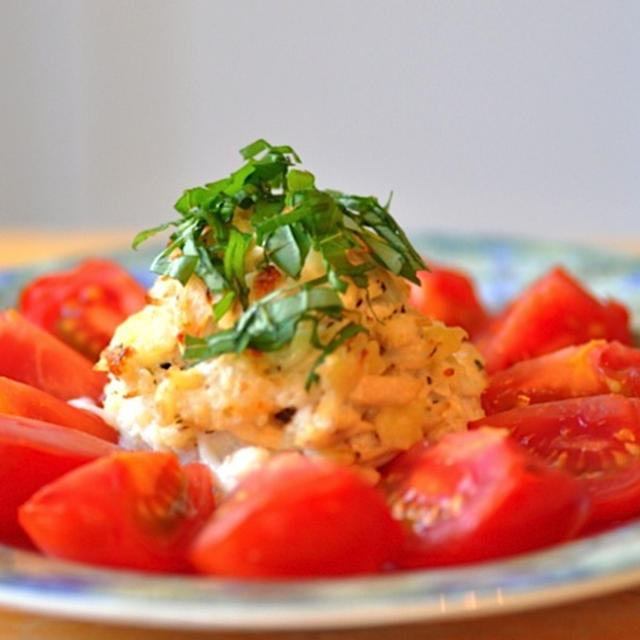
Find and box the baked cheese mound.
[99,249,486,489]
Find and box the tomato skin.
[470,395,640,529]
[0,376,117,442]
[483,340,640,415]
[0,310,107,402]
[381,429,590,568]
[19,259,146,361]
[190,455,403,578]
[19,452,215,573]
[475,267,632,373]
[408,266,489,338]
[0,415,117,548]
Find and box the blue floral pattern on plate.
[1,232,640,630]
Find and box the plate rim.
[4,521,640,630]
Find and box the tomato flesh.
[483,340,640,415]
[0,415,117,547]
[408,265,489,338]
[0,376,117,442]
[19,452,215,573]
[471,395,640,529]
[19,259,146,361]
[475,267,632,373]
[381,429,590,567]
[0,310,107,402]
[190,454,403,578]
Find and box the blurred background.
[0,0,638,242]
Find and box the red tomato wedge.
[381,429,590,567]
[0,414,117,548]
[470,395,640,529]
[0,310,107,401]
[483,340,640,415]
[19,452,215,573]
[19,259,146,361]
[0,377,117,442]
[408,265,489,338]
[190,455,403,578]
[475,267,632,373]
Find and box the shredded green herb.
[134,139,425,385]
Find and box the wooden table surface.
[1,228,640,640]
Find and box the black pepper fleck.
[274,407,297,423]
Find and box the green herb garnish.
[134,139,425,386]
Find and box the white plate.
[1,232,640,630]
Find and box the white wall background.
[1,0,638,241]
